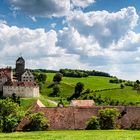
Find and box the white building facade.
[3,82,39,98]
[21,71,34,82]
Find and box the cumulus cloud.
[0,22,64,66]
[8,0,95,18]
[8,0,70,17]
[67,7,138,48]
[71,0,95,8]
[0,22,90,70]
[1,5,140,80]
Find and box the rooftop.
[70,100,95,107]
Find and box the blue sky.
[0,0,140,80]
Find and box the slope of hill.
[19,72,140,110]
[41,73,140,105]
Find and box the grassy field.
[46,73,120,90]
[20,95,56,110]
[45,73,120,97]
[19,72,140,109]
[43,73,140,104]
[0,130,140,140]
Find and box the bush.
[99,108,119,129]
[120,84,124,89]
[0,98,23,132]
[86,116,100,130]
[53,73,63,83]
[49,84,60,97]
[23,112,49,131]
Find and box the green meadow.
[19,72,140,109]
[0,130,140,140]
[44,73,140,103]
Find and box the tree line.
[60,69,111,78]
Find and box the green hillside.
[20,72,140,109]
[38,73,140,105]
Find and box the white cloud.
[0,22,90,70]
[71,0,95,8]
[8,0,70,17]
[1,5,140,80]
[8,0,95,18]
[0,22,63,65]
[67,7,138,48]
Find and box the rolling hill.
[20,72,140,109]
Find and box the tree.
[75,82,84,95]
[51,85,60,97]
[37,73,47,83]
[99,108,119,129]
[0,98,23,132]
[120,84,124,89]
[53,73,63,83]
[86,116,100,130]
[68,82,84,100]
[23,112,49,131]
[136,80,140,84]
[11,93,20,105]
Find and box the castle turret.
[15,57,25,81]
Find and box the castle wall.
[24,105,140,130]
[3,86,39,98]
[0,76,8,91]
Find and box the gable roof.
[22,70,34,77]
[16,57,25,63]
[70,100,95,107]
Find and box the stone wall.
[3,86,39,98]
[19,103,140,130]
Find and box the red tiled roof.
[4,81,38,87]
[0,68,11,79]
[70,100,95,107]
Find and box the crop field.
[0,130,140,140]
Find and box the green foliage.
[50,84,60,97]
[60,69,111,78]
[23,112,49,131]
[99,108,119,129]
[53,73,63,83]
[11,93,20,105]
[68,82,84,100]
[60,69,88,78]
[109,78,122,84]
[37,73,47,83]
[86,116,100,130]
[120,84,124,89]
[75,82,84,94]
[0,98,23,132]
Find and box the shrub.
[86,116,100,130]
[99,108,119,129]
[23,112,49,131]
[50,84,60,97]
[0,98,23,132]
[53,73,63,83]
[120,84,124,89]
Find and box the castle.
[0,57,39,98]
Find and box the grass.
[46,73,120,90]
[44,73,140,104]
[20,73,140,109]
[20,95,57,111]
[95,86,140,103]
[0,130,140,140]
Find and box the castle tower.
[15,56,25,81]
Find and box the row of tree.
[60,69,111,78]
